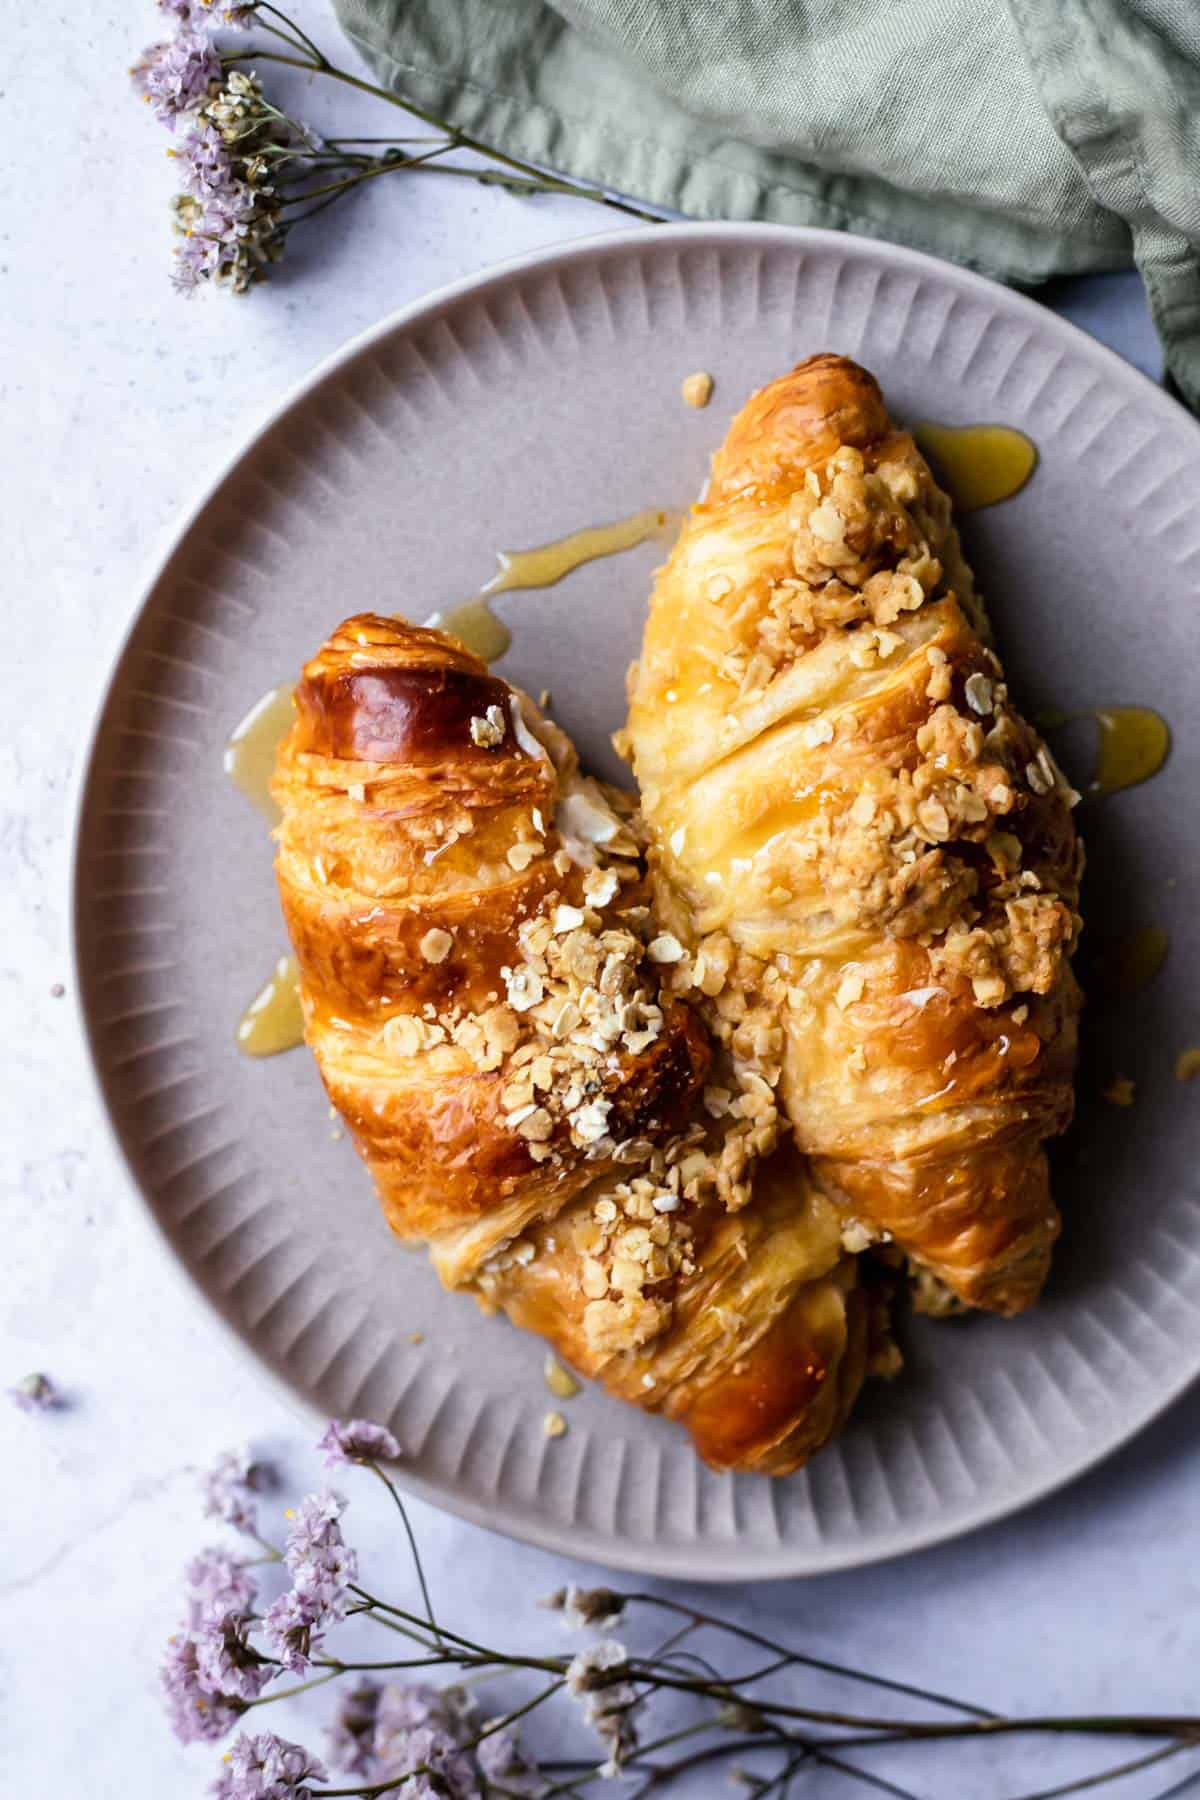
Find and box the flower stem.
[365,1464,441,1646]
[622,1593,995,1720]
[245,1668,343,1707]
[219,47,662,222]
[1014,1740,1197,1800]
[255,0,325,62]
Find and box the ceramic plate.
[73,224,1200,1579]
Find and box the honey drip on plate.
[237,955,303,1057]
[1039,704,1170,797]
[1109,926,1169,996]
[912,422,1038,512]
[429,596,513,665]
[1091,707,1170,796]
[544,1354,582,1400]
[429,506,679,664]
[224,684,296,822]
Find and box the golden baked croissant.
[272,614,871,1473]
[626,355,1083,1315]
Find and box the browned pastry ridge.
[626,354,1083,1315]
[272,615,872,1473]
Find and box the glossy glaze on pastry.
[272,615,870,1473]
[626,355,1083,1314]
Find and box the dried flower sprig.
[8,1370,64,1413]
[132,0,660,294]
[162,1421,1200,1799]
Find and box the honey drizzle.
[236,955,303,1057]
[912,422,1037,512]
[224,684,295,822]
[1039,705,1170,797]
[429,597,512,664]
[430,506,679,664]
[1091,707,1171,796]
[544,1354,582,1400]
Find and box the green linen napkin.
[334,0,1200,408]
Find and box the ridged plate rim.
[70,221,1200,1581]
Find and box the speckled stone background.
[4,5,1195,1797]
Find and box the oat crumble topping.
[693,437,1083,1008]
[418,927,454,964]
[469,705,507,748]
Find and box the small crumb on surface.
[1175,1049,1200,1083]
[543,1409,567,1439]
[9,1371,63,1414]
[49,982,64,998]
[409,1331,425,1345]
[419,927,454,964]
[1102,1074,1136,1108]
[681,369,714,408]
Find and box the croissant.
[272,614,872,1473]
[626,355,1083,1315]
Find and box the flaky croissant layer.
[627,354,1083,1315]
[273,614,873,1474]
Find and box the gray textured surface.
[5,5,1198,1796]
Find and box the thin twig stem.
[245,1668,342,1707]
[622,1593,996,1720]
[1013,1741,1199,1800]
[218,47,661,221]
[364,1464,441,1646]
[255,0,325,61]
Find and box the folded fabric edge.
[336,17,1126,293]
[1007,0,1200,411]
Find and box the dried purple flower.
[476,1722,543,1794]
[283,1490,357,1620]
[543,1584,625,1628]
[156,0,209,22]
[566,1641,638,1773]
[376,1725,479,1799]
[168,110,284,294]
[317,1418,400,1467]
[565,1640,630,1698]
[135,32,221,126]
[373,1682,451,1758]
[211,1731,328,1799]
[261,1587,323,1676]
[259,1489,356,1672]
[157,0,257,25]
[9,1372,62,1413]
[325,1678,381,1776]
[201,1446,274,1533]
[161,1631,246,1745]
[186,1548,259,1626]
[195,1610,275,1704]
